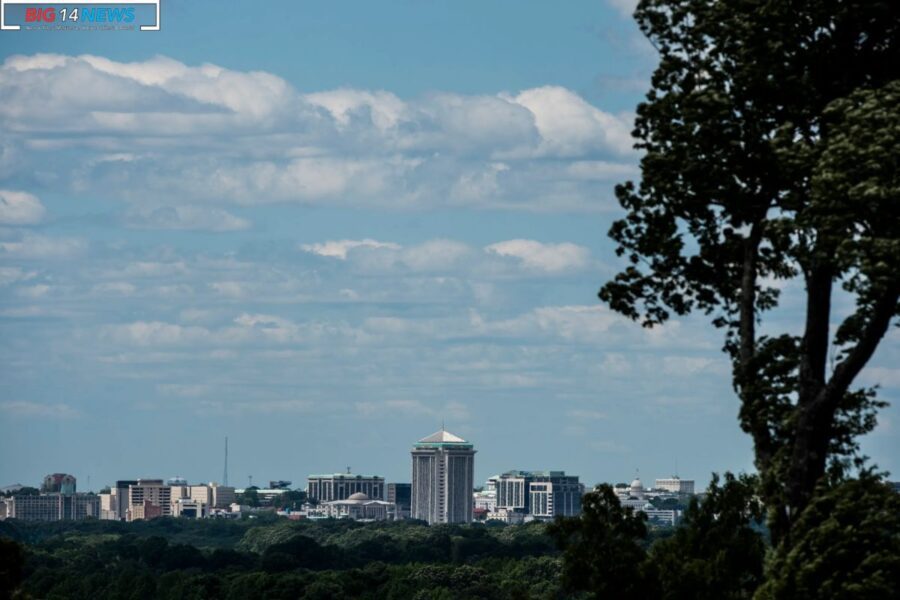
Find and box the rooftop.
[418,429,467,444]
[307,474,384,479]
[414,429,474,449]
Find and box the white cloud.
[0,234,85,259]
[511,86,634,156]
[157,383,211,397]
[485,239,590,273]
[567,409,608,420]
[300,238,401,260]
[0,401,79,419]
[606,0,639,18]
[0,267,36,285]
[1,54,639,213]
[92,281,137,296]
[125,205,251,232]
[16,283,50,298]
[0,189,45,224]
[103,321,209,346]
[306,89,408,130]
[355,399,470,421]
[401,239,473,271]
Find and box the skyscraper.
[411,429,475,524]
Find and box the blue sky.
[0,0,897,492]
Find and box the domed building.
[323,491,395,521]
[617,475,651,511]
[629,477,645,500]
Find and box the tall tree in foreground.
[600,0,900,545]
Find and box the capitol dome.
[347,492,370,502]
[629,477,644,498]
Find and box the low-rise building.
[473,489,497,512]
[6,493,99,521]
[323,492,395,521]
[654,477,695,495]
[307,473,385,502]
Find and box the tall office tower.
[411,429,475,524]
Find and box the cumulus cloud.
[301,239,401,260]
[511,86,635,157]
[485,239,590,272]
[302,237,590,275]
[0,233,85,259]
[0,190,45,224]
[1,53,637,212]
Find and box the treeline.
[4,474,895,598]
[0,518,568,599]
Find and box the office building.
[307,473,385,502]
[127,479,171,521]
[172,498,207,518]
[99,490,118,520]
[494,471,583,519]
[411,428,475,524]
[387,483,411,519]
[41,473,77,495]
[209,483,236,507]
[113,480,137,521]
[6,493,99,521]
[654,477,695,495]
[529,473,583,518]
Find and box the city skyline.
[1,0,897,491]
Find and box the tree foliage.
[548,484,655,598]
[755,475,900,600]
[0,537,24,600]
[600,0,900,544]
[648,473,765,600]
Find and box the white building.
[654,477,695,495]
[486,508,525,524]
[411,429,475,524]
[323,492,395,521]
[307,473,385,502]
[473,489,497,512]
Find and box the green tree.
[0,537,24,600]
[600,0,900,545]
[241,487,261,508]
[548,484,654,598]
[648,473,765,599]
[755,474,900,599]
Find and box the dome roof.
[630,477,643,489]
[347,492,370,502]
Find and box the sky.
[0,0,897,492]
